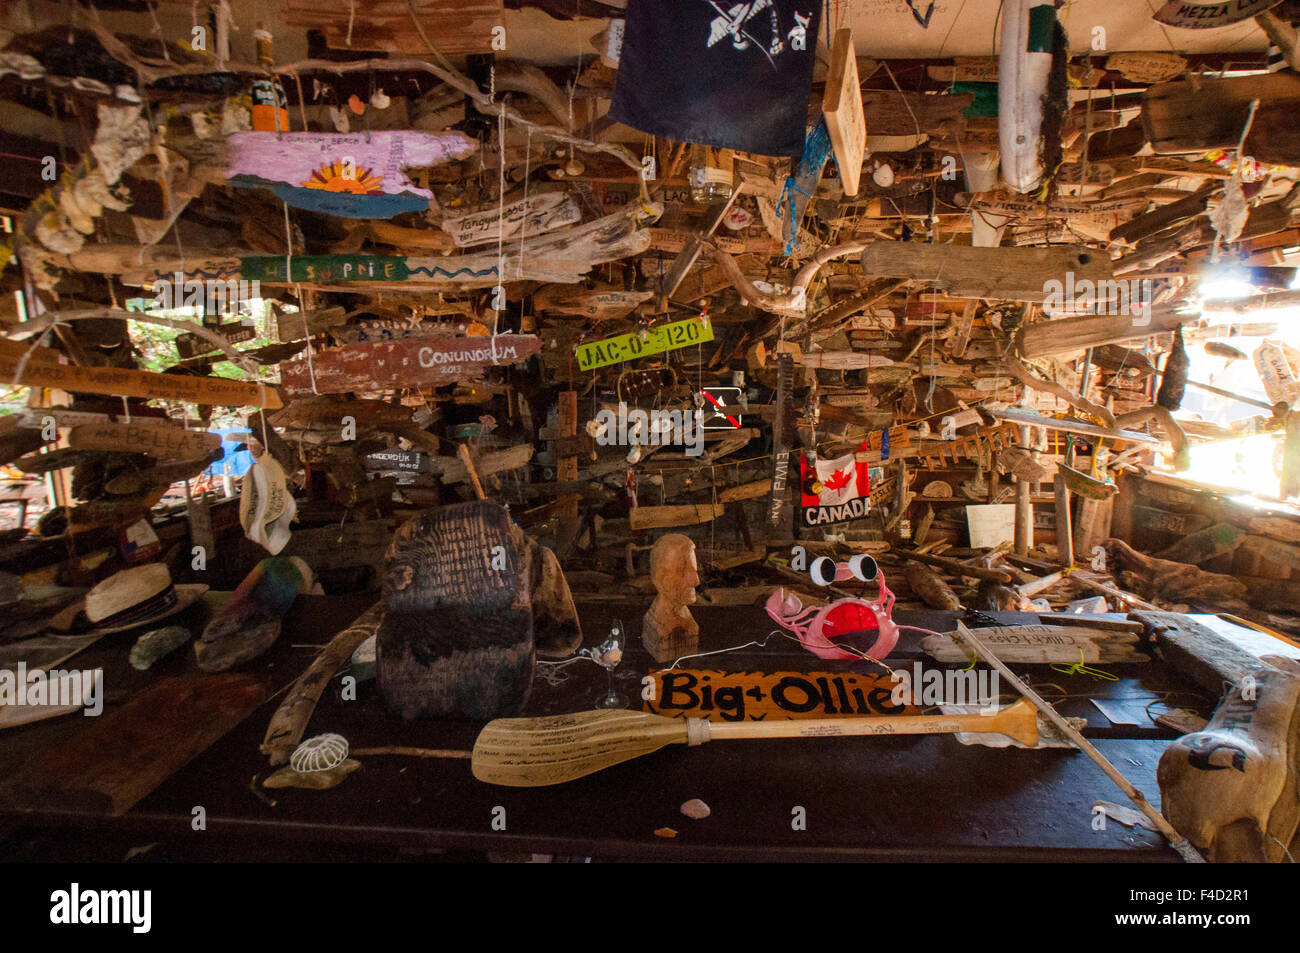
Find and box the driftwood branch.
[705,242,867,317]
[1115,404,1191,470]
[1003,355,1117,429]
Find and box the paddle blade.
[472,709,688,787]
[995,698,1041,747]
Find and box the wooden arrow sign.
[279,334,543,398]
[69,423,221,461]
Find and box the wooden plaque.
[823,29,867,198]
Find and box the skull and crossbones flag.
[608,0,823,157]
[798,452,871,527]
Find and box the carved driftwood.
[642,534,700,664]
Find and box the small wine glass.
[589,619,627,709]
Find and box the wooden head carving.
[642,533,700,663]
[1157,665,1300,862]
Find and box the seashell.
[129,626,192,670]
[290,733,350,773]
[680,798,711,819]
[369,88,391,109]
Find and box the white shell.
[290,733,350,773]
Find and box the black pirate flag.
[608,0,823,158]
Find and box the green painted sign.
[575,316,714,371]
[240,255,411,283]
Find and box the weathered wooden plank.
[1155,523,1247,566]
[0,674,268,815]
[442,192,581,248]
[0,341,281,409]
[630,503,726,531]
[823,29,867,198]
[860,244,1114,301]
[68,422,220,461]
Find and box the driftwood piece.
[923,625,1146,664]
[1154,523,1246,566]
[905,562,962,611]
[1158,662,1300,862]
[1107,537,1247,605]
[642,534,700,664]
[860,244,1113,301]
[262,602,384,765]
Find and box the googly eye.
[848,554,878,582]
[809,556,836,587]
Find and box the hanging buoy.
[998,0,1064,194]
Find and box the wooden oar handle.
[704,698,1039,747]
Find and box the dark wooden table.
[1,594,1210,861]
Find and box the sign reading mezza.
[279,335,543,397]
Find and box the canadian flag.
[798,452,870,526]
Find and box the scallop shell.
[290,733,350,773]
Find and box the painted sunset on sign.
[227,130,478,218]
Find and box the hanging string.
[282,200,318,394]
[491,102,507,365]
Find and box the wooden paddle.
[471,699,1040,787]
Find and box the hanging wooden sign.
[242,204,658,290]
[279,334,543,397]
[0,341,281,409]
[642,669,919,720]
[1152,0,1283,28]
[227,130,477,218]
[441,192,581,248]
[533,284,654,320]
[822,29,867,198]
[860,243,1116,301]
[69,423,220,461]
[574,316,714,371]
[176,322,256,359]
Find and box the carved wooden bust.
[642,533,700,663]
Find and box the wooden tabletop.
[0,593,1206,861]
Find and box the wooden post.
[556,390,580,549]
[1014,425,1034,555]
[1281,410,1300,500]
[1054,477,1074,570]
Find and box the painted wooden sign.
[823,29,867,198]
[574,316,714,371]
[176,322,256,359]
[364,449,433,474]
[642,669,919,720]
[442,192,581,248]
[69,423,220,461]
[242,203,658,290]
[228,131,477,218]
[922,625,1146,664]
[0,340,280,409]
[533,284,653,320]
[1153,0,1283,28]
[279,335,543,397]
[1253,341,1298,406]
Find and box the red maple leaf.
[823,467,852,492]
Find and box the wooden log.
[1018,307,1188,357]
[275,306,348,341]
[431,444,533,485]
[860,244,1114,301]
[905,561,962,611]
